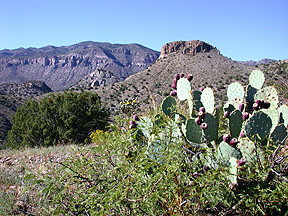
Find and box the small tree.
[6,91,109,148]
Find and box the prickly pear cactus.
[227,82,245,108]
[269,124,288,145]
[237,138,265,164]
[229,110,243,138]
[229,157,238,185]
[177,78,191,101]
[278,104,288,127]
[249,70,265,90]
[246,85,258,103]
[203,113,218,142]
[217,141,242,163]
[261,108,279,133]
[161,96,177,117]
[254,86,278,109]
[185,118,203,144]
[244,111,272,141]
[201,87,214,114]
[192,90,203,112]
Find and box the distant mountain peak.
[160,40,220,58]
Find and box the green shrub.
[6,91,109,148]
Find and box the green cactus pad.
[224,101,236,113]
[201,87,214,114]
[203,113,218,142]
[261,108,279,133]
[246,85,258,103]
[254,86,278,109]
[244,111,272,142]
[278,104,288,127]
[227,82,245,109]
[177,77,191,101]
[161,96,177,117]
[185,118,203,144]
[192,90,203,111]
[227,82,245,100]
[229,110,243,138]
[138,116,153,138]
[237,138,265,164]
[269,124,288,145]
[229,157,238,184]
[249,70,265,90]
[218,141,242,163]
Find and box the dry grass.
[0,143,90,215]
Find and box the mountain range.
[0,41,160,91]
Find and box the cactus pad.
[254,86,278,109]
[177,77,191,101]
[224,102,236,113]
[249,70,265,89]
[261,108,279,133]
[161,96,177,117]
[246,85,258,103]
[278,104,288,127]
[192,90,203,111]
[201,87,214,114]
[229,110,243,138]
[269,124,288,145]
[244,111,272,141]
[227,82,245,103]
[237,138,265,164]
[185,118,203,144]
[229,157,238,184]
[203,113,218,142]
[218,141,242,163]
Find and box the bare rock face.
[160,40,220,58]
[71,68,120,89]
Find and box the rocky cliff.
[70,68,120,89]
[0,42,160,91]
[159,40,220,58]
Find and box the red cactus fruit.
[170,90,177,97]
[237,158,246,166]
[199,107,205,113]
[180,73,184,78]
[200,122,208,130]
[223,134,231,143]
[171,82,177,89]
[242,112,250,121]
[238,103,244,112]
[195,117,203,126]
[187,74,193,82]
[230,138,239,147]
[174,73,180,80]
[224,111,230,118]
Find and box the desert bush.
[6,91,109,148]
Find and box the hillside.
[90,40,287,115]
[0,42,159,91]
[90,41,252,112]
[0,81,52,144]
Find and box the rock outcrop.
[71,68,120,89]
[0,42,160,91]
[159,40,220,58]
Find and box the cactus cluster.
[135,70,288,185]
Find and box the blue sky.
[0,0,287,61]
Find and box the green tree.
[6,91,109,148]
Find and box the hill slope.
[92,40,287,114]
[0,42,159,91]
